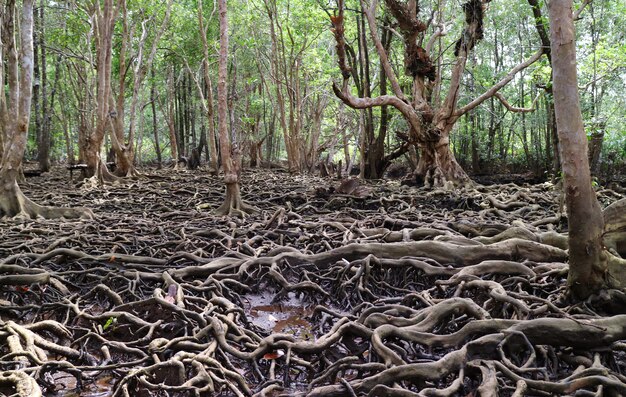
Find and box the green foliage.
[103,317,116,331]
[19,0,625,177]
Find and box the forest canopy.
[5,0,624,180]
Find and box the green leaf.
[103,317,116,331]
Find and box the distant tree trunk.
[110,0,171,177]
[341,117,351,172]
[80,0,119,181]
[175,68,186,158]
[548,0,625,299]
[197,2,219,173]
[204,69,219,173]
[264,0,305,172]
[60,109,74,164]
[248,126,266,168]
[362,16,398,179]
[37,0,53,173]
[151,68,162,168]
[527,0,561,178]
[587,119,605,176]
[305,94,328,172]
[165,66,179,167]
[0,0,90,219]
[215,0,255,216]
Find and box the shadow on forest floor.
[0,166,625,396]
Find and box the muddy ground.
[0,166,625,396]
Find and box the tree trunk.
[0,0,90,219]
[215,0,255,217]
[587,120,605,176]
[203,65,219,174]
[264,0,306,173]
[548,0,624,299]
[196,2,219,173]
[38,9,55,174]
[109,0,171,177]
[363,18,393,180]
[166,66,179,167]
[77,0,119,182]
[332,0,541,189]
[306,95,327,172]
[151,68,162,168]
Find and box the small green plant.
[103,317,116,331]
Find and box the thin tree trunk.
[38,0,52,173]
[80,0,119,182]
[165,66,179,167]
[33,0,42,166]
[215,0,254,216]
[151,68,162,168]
[197,0,219,173]
[113,0,171,177]
[0,0,90,219]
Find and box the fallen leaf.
[262,349,285,360]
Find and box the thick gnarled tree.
[331,0,542,188]
[0,0,91,219]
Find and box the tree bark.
[332,0,542,188]
[165,66,179,167]
[264,0,306,172]
[0,0,91,219]
[109,0,171,177]
[37,0,52,173]
[548,0,621,299]
[78,0,119,182]
[151,68,162,168]
[215,0,255,217]
[197,5,219,173]
[527,0,561,178]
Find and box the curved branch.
[574,0,592,20]
[332,81,421,132]
[361,0,407,101]
[494,92,541,113]
[454,49,544,118]
[425,23,447,54]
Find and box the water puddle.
[47,373,115,397]
[243,292,315,339]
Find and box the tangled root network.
[0,168,625,397]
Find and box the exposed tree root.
[215,182,258,217]
[0,182,92,219]
[0,168,624,396]
[0,370,42,397]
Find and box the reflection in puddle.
[244,292,315,338]
[48,373,115,397]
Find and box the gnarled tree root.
[0,183,92,219]
[215,182,257,217]
[309,315,626,397]
[0,371,42,397]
